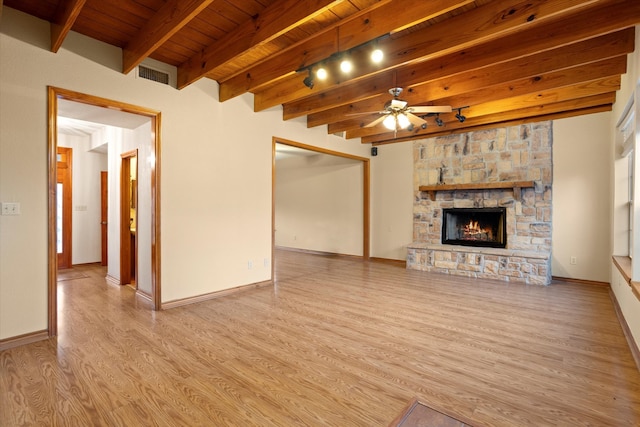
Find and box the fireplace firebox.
[442,207,507,248]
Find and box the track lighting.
[302,69,314,89]
[371,48,383,64]
[435,114,444,127]
[297,34,388,87]
[421,123,427,130]
[455,108,466,123]
[340,57,353,73]
[316,67,327,80]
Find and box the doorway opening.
[272,137,370,280]
[47,87,162,337]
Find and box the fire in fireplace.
[442,207,507,248]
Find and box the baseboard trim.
[370,257,406,267]
[276,246,363,260]
[0,330,50,351]
[609,288,640,372]
[551,276,609,287]
[161,280,273,310]
[105,274,120,286]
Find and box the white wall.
[57,133,108,265]
[275,153,363,256]
[370,143,414,260]
[0,7,370,340]
[552,113,612,282]
[609,24,640,351]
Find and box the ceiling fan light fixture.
[383,115,396,130]
[397,113,410,129]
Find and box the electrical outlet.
[570,256,577,265]
[248,261,253,270]
[1,202,20,215]
[264,258,269,268]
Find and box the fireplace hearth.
[442,207,506,248]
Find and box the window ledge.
[613,255,640,301]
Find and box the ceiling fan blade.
[364,115,387,128]
[406,112,426,126]
[390,99,407,109]
[410,106,452,114]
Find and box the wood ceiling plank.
[304,23,635,127]
[177,0,344,89]
[335,89,616,136]
[51,0,87,53]
[122,0,218,74]
[295,29,634,123]
[254,0,602,111]
[218,0,473,101]
[350,79,620,140]
[361,104,612,146]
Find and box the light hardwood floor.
[1,249,639,426]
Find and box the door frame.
[47,86,162,337]
[272,137,370,279]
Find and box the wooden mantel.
[419,180,535,201]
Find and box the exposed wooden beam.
[353,82,619,142]
[365,103,614,145]
[218,0,474,101]
[358,92,617,142]
[122,0,217,75]
[297,29,634,124]
[50,0,86,53]
[177,0,344,89]
[254,0,604,111]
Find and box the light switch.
[1,202,21,215]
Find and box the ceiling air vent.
[138,65,170,85]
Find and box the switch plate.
[1,202,20,215]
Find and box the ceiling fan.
[364,87,452,132]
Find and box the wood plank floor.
[1,249,639,426]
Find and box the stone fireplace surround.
[407,122,553,285]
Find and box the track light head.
[421,122,427,130]
[435,114,444,127]
[303,69,314,89]
[455,108,466,122]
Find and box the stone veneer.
[407,122,553,285]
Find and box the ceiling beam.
[364,100,615,145]
[350,79,620,141]
[254,0,605,111]
[122,0,217,75]
[177,0,344,89]
[337,84,618,137]
[218,0,474,101]
[289,29,634,123]
[50,0,86,53]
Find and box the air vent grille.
[138,65,169,85]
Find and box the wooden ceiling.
[5,0,640,145]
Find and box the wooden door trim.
[56,146,73,269]
[47,86,162,337]
[271,137,370,280]
[101,171,108,266]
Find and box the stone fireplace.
[407,122,553,285]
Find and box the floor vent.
[138,65,170,85]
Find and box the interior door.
[101,171,108,266]
[57,147,72,269]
